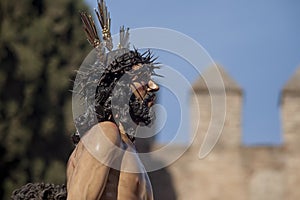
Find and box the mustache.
[128,91,156,125]
[142,92,156,106]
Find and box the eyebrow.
[131,83,145,102]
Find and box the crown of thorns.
[76,0,161,100]
[72,0,161,138]
[78,0,161,84]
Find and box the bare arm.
[66,122,121,200]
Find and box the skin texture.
[66,123,153,200]
[131,80,159,102]
[66,77,159,200]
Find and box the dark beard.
[129,92,156,126]
[74,85,157,142]
[115,91,156,141]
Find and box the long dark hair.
[73,49,159,142]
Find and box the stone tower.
[165,64,246,200]
[281,66,300,151]
[281,66,300,199]
[190,64,243,150]
[147,64,300,200]
[148,64,300,200]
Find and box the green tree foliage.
[0,0,90,198]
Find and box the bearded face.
[109,65,159,140]
[128,66,159,126]
[74,50,160,141]
[129,91,156,126]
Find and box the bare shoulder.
[97,121,119,134]
[86,121,121,146]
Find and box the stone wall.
[148,65,300,200]
[281,95,300,199]
[163,65,247,200]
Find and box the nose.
[147,80,159,92]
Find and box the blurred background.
[0,0,90,198]
[1,0,300,199]
[86,0,300,145]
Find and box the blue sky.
[85,0,300,145]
